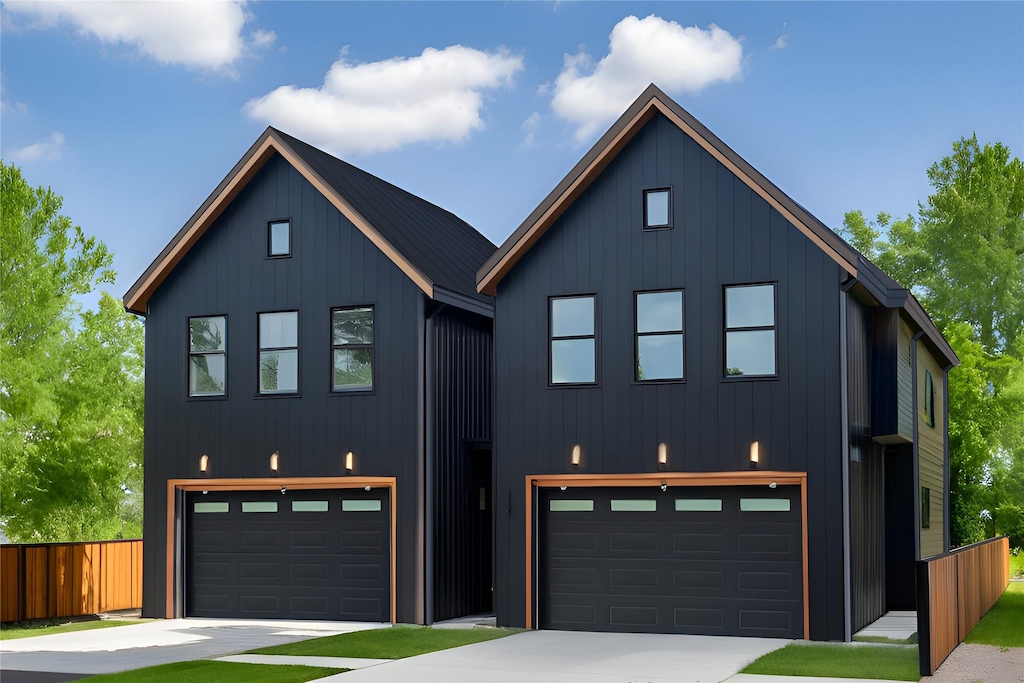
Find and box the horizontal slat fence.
[0,540,142,623]
[917,536,1009,676]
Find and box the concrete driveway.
[0,618,387,682]
[320,630,791,683]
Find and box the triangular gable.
[476,84,861,296]
[123,128,434,315]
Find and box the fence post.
[916,559,932,677]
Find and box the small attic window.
[268,220,291,257]
[644,189,671,229]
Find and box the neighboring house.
[123,128,496,624]
[476,85,958,641]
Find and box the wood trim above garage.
[165,477,397,623]
[524,471,809,639]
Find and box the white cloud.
[551,15,744,142]
[521,111,541,148]
[770,23,788,50]
[244,45,524,156]
[10,132,65,162]
[2,1,272,71]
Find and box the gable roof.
[476,84,957,367]
[123,127,496,317]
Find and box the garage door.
[186,488,390,621]
[539,485,803,637]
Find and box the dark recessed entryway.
[186,487,390,621]
[538,485,803,638]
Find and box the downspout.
[910,331,925,561]
[942,365,951,552]
[839,283,853,641]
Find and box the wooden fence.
[0,540,142,623]
[917,536,1010,676]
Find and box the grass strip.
[1010,552,1024,579]
[964,580,1024,648]
[85,661,344,683]
[741,643,919,681]
[0,619,143,640]
[249,624,520,659]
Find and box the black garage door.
[186,488,390,621]
[539,485,803,638]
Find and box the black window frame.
[257,309,300,396]
[267,218,292,259]
[921,486,931,529]
[330,305,375,394]
[723,282,779,380]
[634,289,685,383]
[187,314,228,399]
[924,369,935,427]
[643,187,673,230]
[549,294,598,387]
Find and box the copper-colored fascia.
[524,471,810,640]
[124,131,433,316]
[477,87,858,296]
[166,477,397,624]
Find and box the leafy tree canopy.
[1,161,143,541]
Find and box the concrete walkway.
[853,610,917,641]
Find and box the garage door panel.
[186,489,390,621]
[539,485,803,638]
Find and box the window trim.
[643,187,673,230]
[722,282,779,381]
[266,218,292,259]
[924,370,935,427]
[330,305,375,394]
[187,314,228,400]
[256,309,300,397]
[921,486,931,529]
[548,294,598,387]
[634,288,685,383]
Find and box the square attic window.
[268,220,291,257]
[644,189,671,229]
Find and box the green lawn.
[741,643,919,681]
[1010,552,1024,579]
[0,619,143,640]
[85,661,344,683]
[964,580,1024,648]
[853,634,917,645]
[249,624,521,659]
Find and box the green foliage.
[1,162,144,542]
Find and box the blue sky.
[2,1,1022,306]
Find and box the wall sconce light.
[657,443,668,470]
[749,441,760,469]
[345,451,354,474]
[270,451,280,476]
[199,454,209,476]
[571,444,582,468]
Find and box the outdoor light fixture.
[345,451,354,473]
[769,481,778,489]
[199,454,209,476]
[749,441,760,469]
[571,444,581,468]
[657,443,668,470]
[660,481,668,492]
[364,485,371,491]
[280,485,287,495]
[560,485,567,491]
[270,451,280,475]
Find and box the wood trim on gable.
[124,130,433,315]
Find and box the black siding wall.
[493,113,846,640]
[848,297,886,632]
[143,154,425,623]
[430,307,493,621]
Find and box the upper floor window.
[644,188,671,229]
[332,306,373,391]
[636,290,684,381]
[550,295,596,385]
[258,311,298,394]
[268,220,291,258]
[924,370,935,427]
[724,284,776,377]
[188,316,226,397]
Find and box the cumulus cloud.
[9,132,65,162]
[244,45,524,156]
[551,15,744,142]
[521,111,542,148]
[2,1,272,71]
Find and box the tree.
[1,162,144,541]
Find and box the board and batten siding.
[897,320,914,440]
[918,341,946,558]
[142,153,425,622]
[493,112,846,641]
